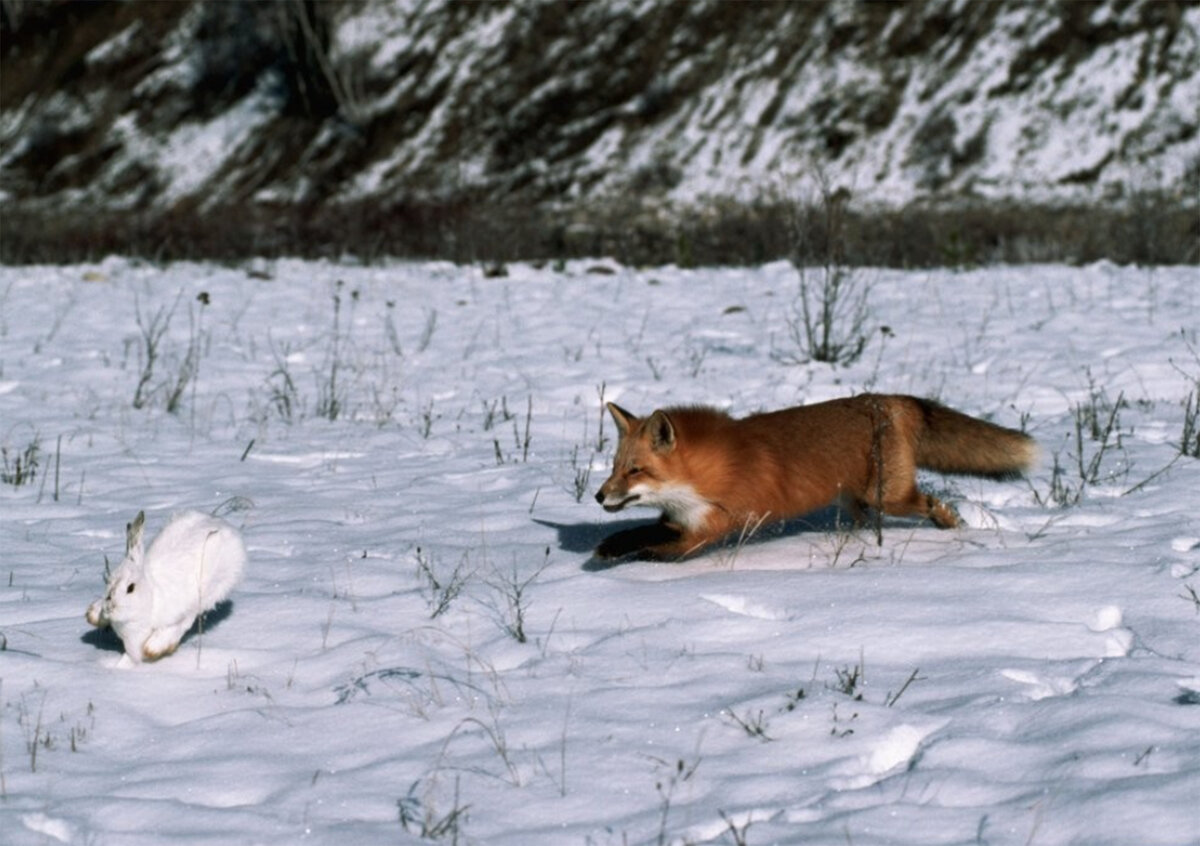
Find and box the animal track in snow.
[866,724,927,774]
[1087,604,1133,657]
[1170,536,1199,552]
[1174,677,1200,705]
[247,450,365,468]
[1001,667,1082,700]
[700,593,790,621]
[831,723,933,790]
[1002,606,1133,699]
[21,813,76,844]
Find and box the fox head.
[595,402,676,513]
[595,403,713,529]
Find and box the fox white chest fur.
[629,481,714,530]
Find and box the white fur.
[86,510,246,664]
[635,482,713,530]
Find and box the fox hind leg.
[919,492,960,528]
[879,484,960,529]
[834,491,870,528]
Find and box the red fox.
[594,395,1037,560]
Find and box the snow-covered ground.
[2,257,1198,845]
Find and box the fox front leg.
[596,519,686,560]
[637,526,730,561]
[596,519,721,561]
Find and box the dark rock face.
[2,0,1196,219]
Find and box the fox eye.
[126,583,136,594]
[628,466,643,476]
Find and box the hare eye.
[126,583,136,594]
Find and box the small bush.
[2,436,40,487]
[1,193,1194,267]
[782,183,873,366]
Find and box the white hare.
[86,510,246,664]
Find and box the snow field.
[1,257,1198,844]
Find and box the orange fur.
[594,394,1037,560]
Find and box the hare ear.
[126,511,146,557]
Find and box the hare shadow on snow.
[81,600,238,656]
[536,506,857,572]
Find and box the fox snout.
[595,481,638,512]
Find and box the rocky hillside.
[2,0,1197,262]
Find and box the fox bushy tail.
[913,399,1037,480]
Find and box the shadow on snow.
[536,505,874,571]
[80,600,238,657]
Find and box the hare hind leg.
[141,617,196,661]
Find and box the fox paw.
[596,522,684,560]
[595,536,636,560]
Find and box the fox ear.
[125,511,146,558]
[646,410,676,453]
[607,402,637,436]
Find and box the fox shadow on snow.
[81,600,238,656]
[537,505,861,571]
